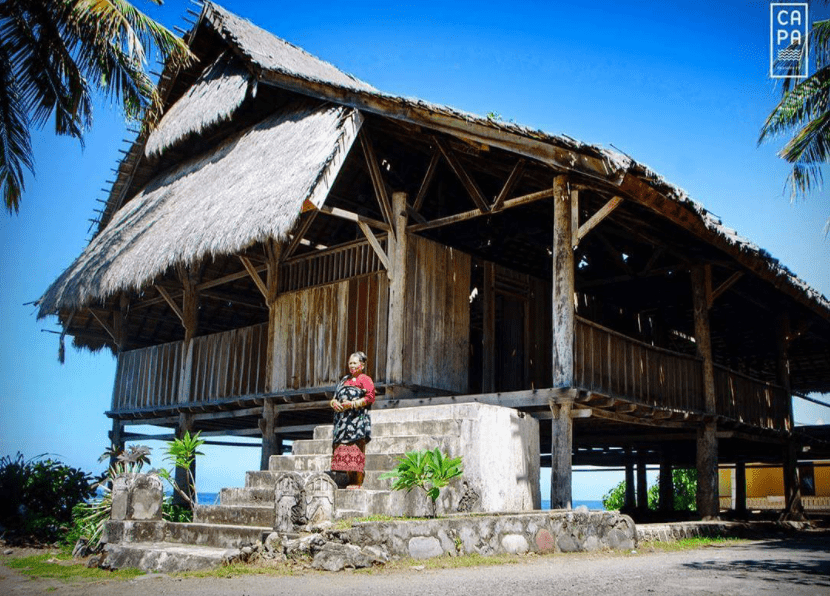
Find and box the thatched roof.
[40,1,830,328]
[38,101,361,315]
[145,52,252,158]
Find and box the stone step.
[219,487,274,507]
[104,519,269,550]
[165,521,269,548]
[103,541,242,573]
[292,435,460,457]
[269,452,404,473]
[333,488,434,519]
[194,504,274,527]
[245,470,277,489]
[312,419,462,441]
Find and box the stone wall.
[336,509,636,559]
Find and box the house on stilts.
[38,1,830,520]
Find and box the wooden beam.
[284,211,318,259]
[239,256,268,300]
[596,230,633,276]
[89,310,116,342]
[407,187,556,233]
[550,402,573,509]
[319,205,391,232]
[413,149,440,212]
[570,189,579,249]
[435,137,490,212]
[709,271,743,305]
[154,285,184,324]
[360,131,394,227]
[357,221,390,271]
[385,192,409,396]
[482,262,496,393]
[491,158,526,211]
[575,196,623,246]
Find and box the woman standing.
[330,351,375,488]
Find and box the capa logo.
[771,3,809,78]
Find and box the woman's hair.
[349,351,367,364]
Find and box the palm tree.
[760,13,830,230]
[0,0,192,214]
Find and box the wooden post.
[552,176,575,388]
[550,402,573,509]
[691,265,718,519]
[624,447,636,510]
[482,262,496,393]
[776,313,803,519]
[259,400,279,471]
[385,191,409,398]
[178,265,200,404]
[636,451,648,511]
[265,240,283,393]
[262,241,283,467]
[174,413,195,507]
[659,454,674,512]
[113,293,129,352]
[735,461,747,518]
[108,419,124,470]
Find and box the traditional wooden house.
[38,2,830,518]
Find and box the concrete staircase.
[103,403,539,571]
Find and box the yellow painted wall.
[718,468,731,497]
[815,464,830,497]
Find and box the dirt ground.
[2,531,829,596]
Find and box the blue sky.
[1,0,828,500]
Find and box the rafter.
[574,196,623,246]
[491,158,526,211]
[89,309,117,341]
[319,205,391,232]
[284,211,318,259]
[434,137,490,212]
[413,149,440,212]
[239,256,268,300]
[359,131,394,227]
[154,285,184,323]
[357,221,390,273]
[709,271,744,306]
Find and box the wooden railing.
[279,237,386,293]
[714,365,788,430]
[574,317,704,412]
[111,323,268,412]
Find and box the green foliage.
[0,453,95,543]
[163,499,193,523]
[601,478,628,511]
[5,552,143,581]
[380,448,463,517]
[602,468,698,512]
[157,430,205,509]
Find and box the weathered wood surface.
[403,234,471,393]
[112,340,183,411]
[278,237,386,293]
[713,364,788,430]
[552,176,574,388]
[271,273,389,389]
[574,317,704,412]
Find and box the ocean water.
[197,492,604,510]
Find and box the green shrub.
[380,448,463,518]
[0,453,95,543]
[602,468,698,512]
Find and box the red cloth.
[331,443,366,472]
[344,373,375,405]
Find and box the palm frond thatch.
[37,100,362,316]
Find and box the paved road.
[3,533,829,595]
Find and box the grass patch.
[182,560,301,578]
[639,536,747,552]
[4,553,143,582]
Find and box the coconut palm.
[0,0,192,214]
[760,14,830,230]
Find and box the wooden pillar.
[550,402,573,509]
[691,264,718,519]
[776,313,803,519]
[552,175,574,388]
[113,293,129,352]
[659,454,674,512]
[174,412,195,506]
[482,261,496,393]
[178,265,200,405]
[259,400,279,471]
[636,451,648,511]
[735,461,747,517]
[385,191,409,397]
[624,447,636,510]
[262,241,283,468]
